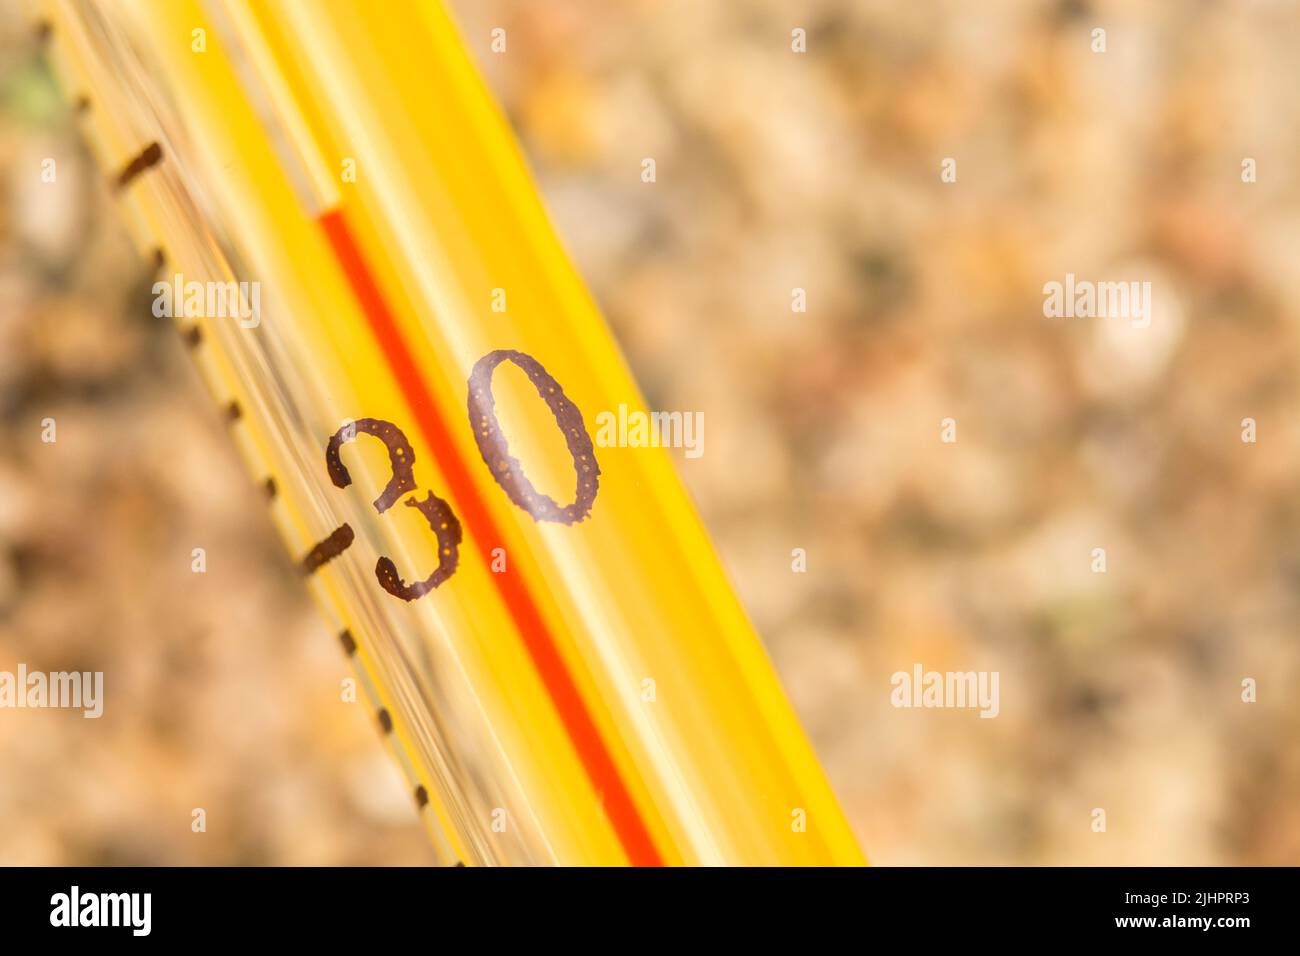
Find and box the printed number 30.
[301,349,601,601]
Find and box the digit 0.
[466,349,600,524]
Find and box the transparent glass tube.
[37,0,866,866]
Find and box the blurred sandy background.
[3,0,1300,865]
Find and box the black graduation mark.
[301,522,355,575]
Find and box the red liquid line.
[318,209,663,867]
